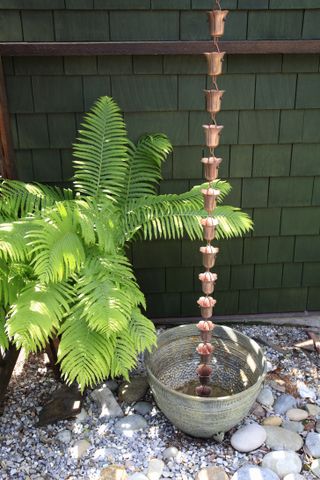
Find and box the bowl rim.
[145,323,268,403]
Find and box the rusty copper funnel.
[199,271,218,295]
[201,187,220,212]
[207,10,229,38]
[203,124,223,149]
[200,245,219,268]
[204,52,225,77]
[204,89,225,115]
[201,156,222,182]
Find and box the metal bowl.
[145,324,267,438]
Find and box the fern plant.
[0,96,252,391]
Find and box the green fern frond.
[0,221,30,262]
[128,307,157,353]
[0,259,26,307]
[120,134,172,207]
[73,96,129,199]
[110,330,137,381]
[27,202,86,283]
[58,313,116,391]
[215,206,253,239]
[0,179,73,219]
[7,281,72,352]
[0,309,9,350]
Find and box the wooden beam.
[0,57,16,179]
[0,40,320,56]
[152,312,320,329]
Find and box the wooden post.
[0,344,19,414]
[0,56,16,179]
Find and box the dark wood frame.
[0,40,320,56]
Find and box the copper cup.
[200,330,213,342]
[196,385,212,397]
[200,246,219,269]
[204,89,225,116]
[207,10,229,38]
[201,188,220,213]
[197,364,213,376]
[201,218,219,241]
[203,124,223,149]
[199,272,217,295]
[201,157,222,182]
[204,52,225,77]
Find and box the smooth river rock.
[70,439,91,459]
[196,466,229,480]
[134,402,152,416]
[163,446,179,460]
[129,474,149,480]
[311,459,320,478]
[283,475,305,480]
[231,423,266,452]
[258,387,275,407]
[147,459,165,480]
[262,451,302,477]
[118,376,148,403]
[274,395,296,415]
[115,414,148,435]
[282,420,304,434]
[286,408,308,421]
[99,466,128,480]
[91,385,123,419]
[307,404,320,417]
[305,432,320,458]
[232,464,279,480]
[263,416,282,427]
[263,426,303,451]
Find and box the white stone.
[231,464,280,480]
[147,459,164,480]
[262,451,302,478]
[75,408,88,423]
[129,474,149,480]
[70,439,91,459]
[91,385,124,419]
[286,409,308,421]
[115,414,148,436]
[274,395,296,415]
[56,429,72,444]
[231,423,266,453]
[258,387,275,407]
[263,417,282,427]
[163,447,179,460]
[283,475,305,480]
[305,432,320,458]
[297,381,316,400]
[93,447,119,461]
[311,459,320,478]
[307,404,320,416]
[134,402,153,415]
[195,466,228,480]
[263,426,303,451]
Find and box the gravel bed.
[0,325,319,480]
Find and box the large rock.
[99,466,127,480]
[263,426,303,451]
[274,395,296,415]
[286,409,308,421]
[231,423,266,453]
[37,383,82,426]
[196,466,229,480]
[231,465,279,480]
[262,451,302,478]
[146,459,165,480]
[311,459,320,478]
[305,432,320,458]
[258,387,275,407]
[91,385,123,419]
[70,439,91,459]
[115,414,147,435]
[118,376,148,403]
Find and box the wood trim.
[0,57,16,179]
[0,40,320,56]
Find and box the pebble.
[99,465,128,480]
[195,466,228,480]
[231,423,266,452]
[283,475,305,480]
[75,408,88,423]
[274,395,296,415]
[286,409,308,421]
[231,465,280,480]
[93,447,119,462]
[262,451,302,477]
[263,416,282,427]
[297,381,316,400]
[147,458,165,480]
[252,404,266,418]
[163,447,179,460]
[115,414,148,435]
[305,432,320,458]
[129,474,149,480]
[311,459,320,478]
[263,426,303,451]
[317,421,320,433]
[56,429,72,444]
[70,439,91,459]
[91,385,124,418]
[307,404,320,416]
[134,402,153,416]
[258,387,275,407]
[118,376,149,403]
[282,420,304,434]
